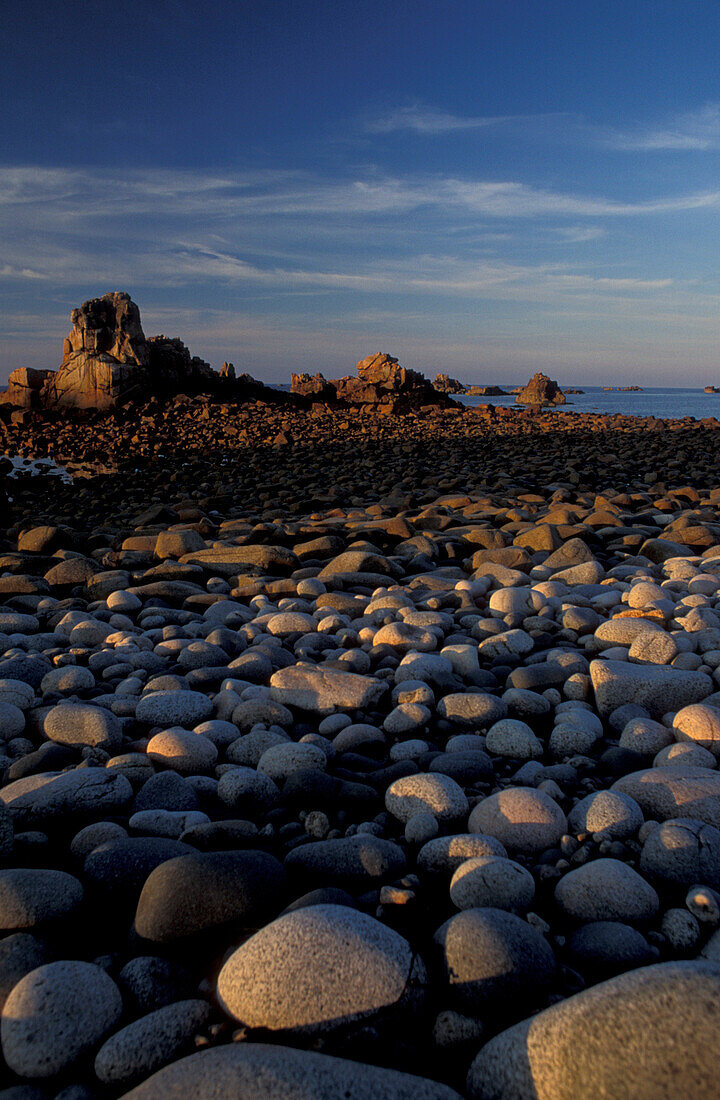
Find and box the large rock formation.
[43,292,151,408]
[1,292,274,412]
[515,372,566,407]
[291,354,455,411]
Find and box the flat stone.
[466,960,720,1099]
[284,835,406,891]
[590,660,712,718]
[217,904,425,1035]
[136,691,213,727]
[269,666,387,714]
[437,693,507,727]
[0,768,133,828]
[612,767,720,827]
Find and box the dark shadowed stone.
[567,921,655,979]
[466,961,720,1100]
[0,933,52,1011]
[94,999,211,1085]
[117,956,194,1015]
[133,773,201,813]
[117,1043,462,1099]
[435,908,556,1015]
[84,838,193,906]
[135,850,286,942]
[284,835,406,891]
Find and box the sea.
[453,386,720,419]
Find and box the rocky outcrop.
[465,385,508,397]
[434,373,467,394]
[291,373,337,401]
[2,292,277,412]
[292,354,455,412]
[515,373,566,407]
[0,368,56,409]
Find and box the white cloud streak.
[607,102,720,151]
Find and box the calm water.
[456,386,720,420]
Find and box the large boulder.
[515,373,566,406]
[291,373,337,401]
[0,368,56,409]
[291,354,455,411]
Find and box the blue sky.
[2,0,720,385]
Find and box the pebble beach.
[2,399,720,1097]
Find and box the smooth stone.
[258,742,327,780]
[146,728,218,775]
[135,849,286,942]
[672,704,720,757]
[84,838,192,905]
[0,933,51,1012]
[437,693,507,728]
[567,791,644,840]
[466,960,720,1100]
[385,773,468,824]
[417,834,508,877]
[485,719,542,760]
[116,1043,462,1099]
[117,956,194,1014]
[435,907,556,1013]
[555,858,659,922]
[1,961,122,1078]
[217,904,425,1035]
[0,702,26,740]
[469,788,567,854]
[44,703,122,751]
[450,856,535,911]
[640,817,720,887]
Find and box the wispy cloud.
[607,101,720,151]
[1,165,717,226]
[365,103,520,134]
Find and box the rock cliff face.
[515,373,566,407]
[291,354,454,411]
[1,292,274,411]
